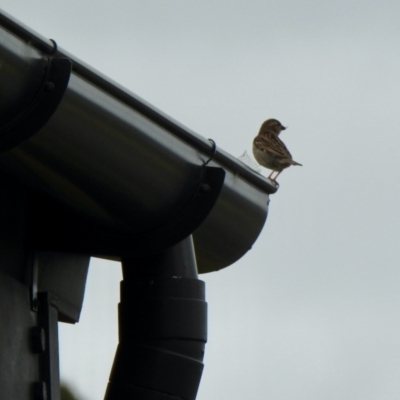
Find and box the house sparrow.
[253,119,302,182]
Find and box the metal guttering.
[0,9,277,273]
[0,9,276,194]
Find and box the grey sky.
[2,1,400,399]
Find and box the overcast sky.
[2,1,400,399]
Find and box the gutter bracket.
[0,57,72,153]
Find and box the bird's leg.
[272,170,282,182]
[267,170,280,183]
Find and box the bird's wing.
[255,133,293,160]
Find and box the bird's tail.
[282,158,302,166]
[291,160,302,166]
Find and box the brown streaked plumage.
[252,119,302,182]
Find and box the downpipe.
[104,236,207,400]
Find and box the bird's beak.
[282,126,287,130]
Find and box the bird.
[252,118,302,183]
